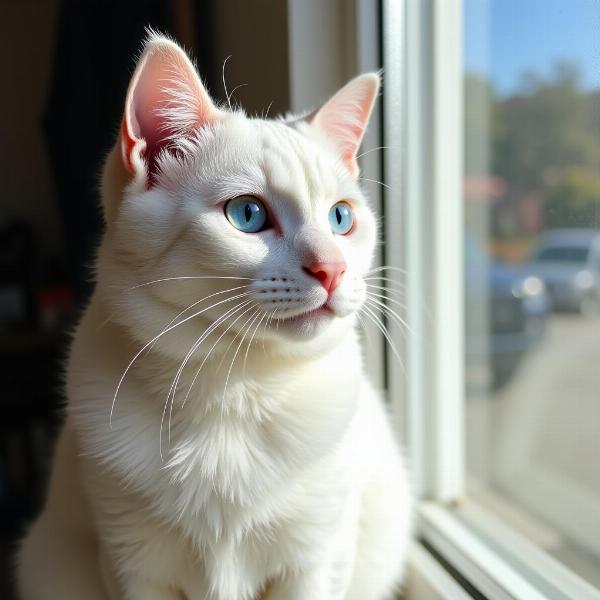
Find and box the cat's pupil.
[245,204,252,222]
[336,207,342,225]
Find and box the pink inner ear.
[310,74,380,177]
[121,37,221,184]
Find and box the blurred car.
[526,229,600,316]
[466,235,550,389]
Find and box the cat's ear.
[121,33,222,184]
[309,73,380,178]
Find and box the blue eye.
[329,201,354,235]
[225,196,268,233]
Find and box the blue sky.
[464,0,600,95]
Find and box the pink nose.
[303,261,346,293]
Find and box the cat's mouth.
[277,303,333,323]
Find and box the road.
[467,314,600,587]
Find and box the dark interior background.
[0,1,289,596]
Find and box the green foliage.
[493,62,600,191]
[466,62,600,232]
[545,168,600,228]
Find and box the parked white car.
[526,229,600,316]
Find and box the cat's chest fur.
[70,297,363,547]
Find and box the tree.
[493,61,600,195]
[465,62,600,237]
[545,168,600,229]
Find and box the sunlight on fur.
[16,32,411,600]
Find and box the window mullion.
[384,0,465,501]
[429,0,465,501]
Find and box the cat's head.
[98,33,380,360]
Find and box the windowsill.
[415,502,600,600]
[403,542,471,600]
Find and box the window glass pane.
[464,0,600,587]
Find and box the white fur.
[17,36,411,600]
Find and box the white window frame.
[382,0,600,599]
[288,1,600,598]
[383,0,465,502]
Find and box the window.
[463,0,600,590]
[381,0,600,597]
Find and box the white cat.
[17,33,411,600]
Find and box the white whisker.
[365,278,433,323]
[180,302,257,411]
[222,308,262,401]
[267,310,278,338]
[261,310,276,353]
[242,311,267,377]
[111,291,251,427]
[365,283,407,301]
[161,300,251,451]
[355,311,374,351]
[216,306,261,374]
[360,305,405,371]
[364,276,408,289]
[365,290,408,313]
[366,265,409,276]
[148,285,251,353]
[222,55,233,111]
[133,275,256,289]
[360,177,391,191]
[168,300,252,406]
[355,145,389,160]
[161,300,254,457]
[364,296,411,343]
[227,83,248,107]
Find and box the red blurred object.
[38,285,73,332]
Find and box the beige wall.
[0,0,62,254]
